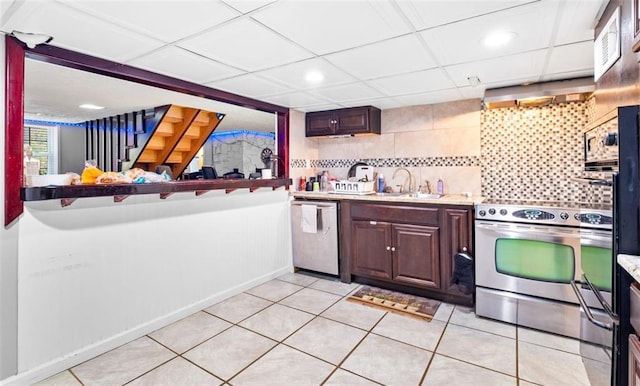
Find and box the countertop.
[618,254,640,283]
[290,191,484,206]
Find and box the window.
[23,123,59,175]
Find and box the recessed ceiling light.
[79,103,105,110]
[305,70,324,84]
[482,31,515,47]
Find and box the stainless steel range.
[475,199,613,344]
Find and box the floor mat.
[347,285,440,321]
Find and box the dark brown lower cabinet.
[351,220,392,280]
[351,221,441,289]
[346,202,473,305]
[392,224,441,289]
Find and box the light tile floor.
[35,273,610,386]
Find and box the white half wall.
[6,188,292,385]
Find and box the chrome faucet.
[392,167,415,193]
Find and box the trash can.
[451,249,474,295]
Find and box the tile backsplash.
[290,98,610,204]
[480,101,588,202]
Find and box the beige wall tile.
[381,104,433,133]
[289,109,318,160]
[448,126,481,156]
[418,166,481,197]
[395,130,449,158]
[433,99,481,130]
[318,133,395,160]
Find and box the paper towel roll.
[301,204,317,234]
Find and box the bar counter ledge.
[21,178,292,207]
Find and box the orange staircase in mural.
[133,105,224,177]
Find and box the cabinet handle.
[386,246,391,251]
[391,247,396,252]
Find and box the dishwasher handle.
[291,201,337,209]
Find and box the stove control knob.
[488,208,496,215]
[500,209,508,216]
[478,210,486,217]
[574,213,581,221]
[560,212,569,220]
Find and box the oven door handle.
[570,277,618,331]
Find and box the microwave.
[584,112,618,172]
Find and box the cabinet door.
[442,208,472,290]
[351,220,392,280]
[335,107,370,135]
[306,111,335,136]
[392,224,441,289]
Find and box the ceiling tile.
[178,18,313,72]
[222,0,276,14]
[340,98,402,110]
[392,89,464,108]
[2,1,164,62]
[554,0,606,46]
[261,92,331,109]
[251,1,410,55]
[459,86,486,100]
[420,1,560,66]
[59,0,240,43]
[127,46,243,84]
[312,82,384,103]
[255,58,356,90]
[444,50,548,88]
[324,34,437,81]
[207,73,295,98]
[295,103,346,113]
[397,0,533,30]
[545,41,593,76]
[368,68,456,96]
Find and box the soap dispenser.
[436,178,444,195]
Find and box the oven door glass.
[495,238,575,283]
[581,245,612,291]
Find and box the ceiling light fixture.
[10,30,53,49]
[482,31,515,47]
[305,70,324,84]
[79,104,105,110]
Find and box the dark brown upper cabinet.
[305,106,381,137]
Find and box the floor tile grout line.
[419,303,455,385]
[120,354,178,386]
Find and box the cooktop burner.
[476,198,612,229]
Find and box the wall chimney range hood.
[482,77,595,109]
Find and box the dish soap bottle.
[377,173,385,193]
[436,178,444,195]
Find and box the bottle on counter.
[320,171,329,192]
[437,178,444,194]
[299,176,306,192]
[377,173,385,193]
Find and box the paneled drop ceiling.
[1,0,607,124]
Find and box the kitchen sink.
[374,192,443,199]
[407,193,443,199]
[374,192,407,197]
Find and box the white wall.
[4,188,292,385]
[0,34,20,382]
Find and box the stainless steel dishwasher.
[290,200,339,275]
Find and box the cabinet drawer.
[351,204,439,226]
